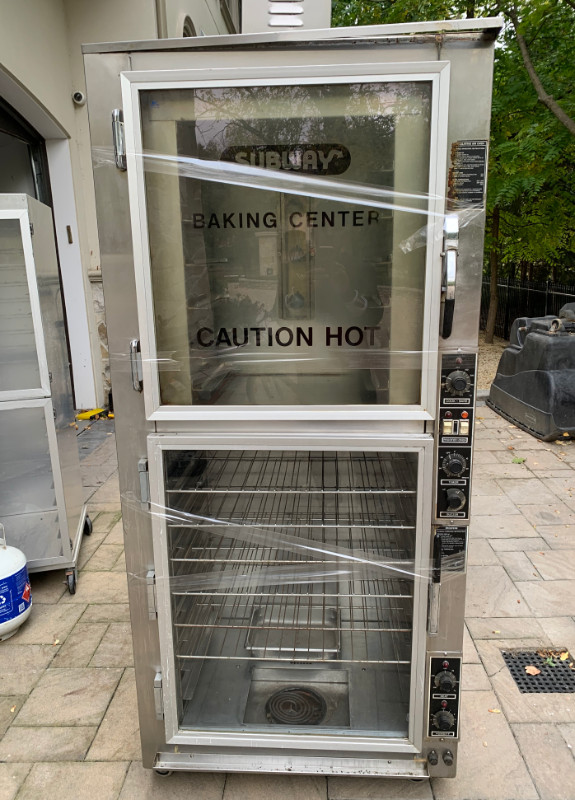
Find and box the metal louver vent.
[268,1,305,27]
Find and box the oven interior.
[161,449,418,737]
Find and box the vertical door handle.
[442,215,459,339]
[130,339,143,392]
[428,531,442,635]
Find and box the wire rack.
[165,450,417,667]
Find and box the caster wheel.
[66,571,77,595]
[154,769,173,777]
[84,516,93,536]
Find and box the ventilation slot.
[268,1,305,27]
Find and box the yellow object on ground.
[76,409,105,420]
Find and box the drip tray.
[244,667,350,727]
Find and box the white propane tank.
[0,523,32,641]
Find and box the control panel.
[436,354,476,521]
[428,656,461,738]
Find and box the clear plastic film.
[95,78,487,408]
[96,140,484,408]
[120,442,464,735]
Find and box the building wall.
[0,0,229,408]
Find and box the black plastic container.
[487,304,575,441]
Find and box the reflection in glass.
[140,82,432,406]
[0,218,42,392]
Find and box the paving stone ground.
[1,407,574,799]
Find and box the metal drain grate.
[503,651,575,693]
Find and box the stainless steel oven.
[84,17,501,780]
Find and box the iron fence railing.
[480,278,575,340]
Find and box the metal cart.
[0,195,89,593]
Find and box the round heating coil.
[265,687,327,725]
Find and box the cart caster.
[154,769,173,777]
[66,570,77,595]
[83,516,93,536]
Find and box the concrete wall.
[0,0,229,408]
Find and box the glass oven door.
[148,435,432,752]
[123,61,450,420]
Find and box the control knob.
[432,710,455,731]
[442,453,468,477]
[445,370,471,396]
[445,488,467,512]
[434,670,457,693]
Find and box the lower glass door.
[152,446,425,741]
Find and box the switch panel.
[428,656,461,738]
[436,354,476,521]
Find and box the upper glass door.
[123,62,449,419]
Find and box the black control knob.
[433,710,455,731]
[445,488,466,512]
[443,750,454,766]
[435,670,457,693]
[427,750,439,766]
[445,370,471,396]
[441,453,468,477]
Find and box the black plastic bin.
[487,304,575,441]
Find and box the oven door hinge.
[153,671,164,719]
[146,569,157,619]
[129,339,143,392]
[138,457,150,509]
[112,109,127,170]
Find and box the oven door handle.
[441,215,459,339]
[428,531,442,636]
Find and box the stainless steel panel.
[84,51,166,767]
[81,18,503,53]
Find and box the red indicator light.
[441,700,448,708]
[461,411,469,419]
[456,357,463,364]
[443,660,450,668]
[444,411,453,418]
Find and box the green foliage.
[331,0,575,282]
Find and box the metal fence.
[480,278,575,340]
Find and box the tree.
[332,1,575,342]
